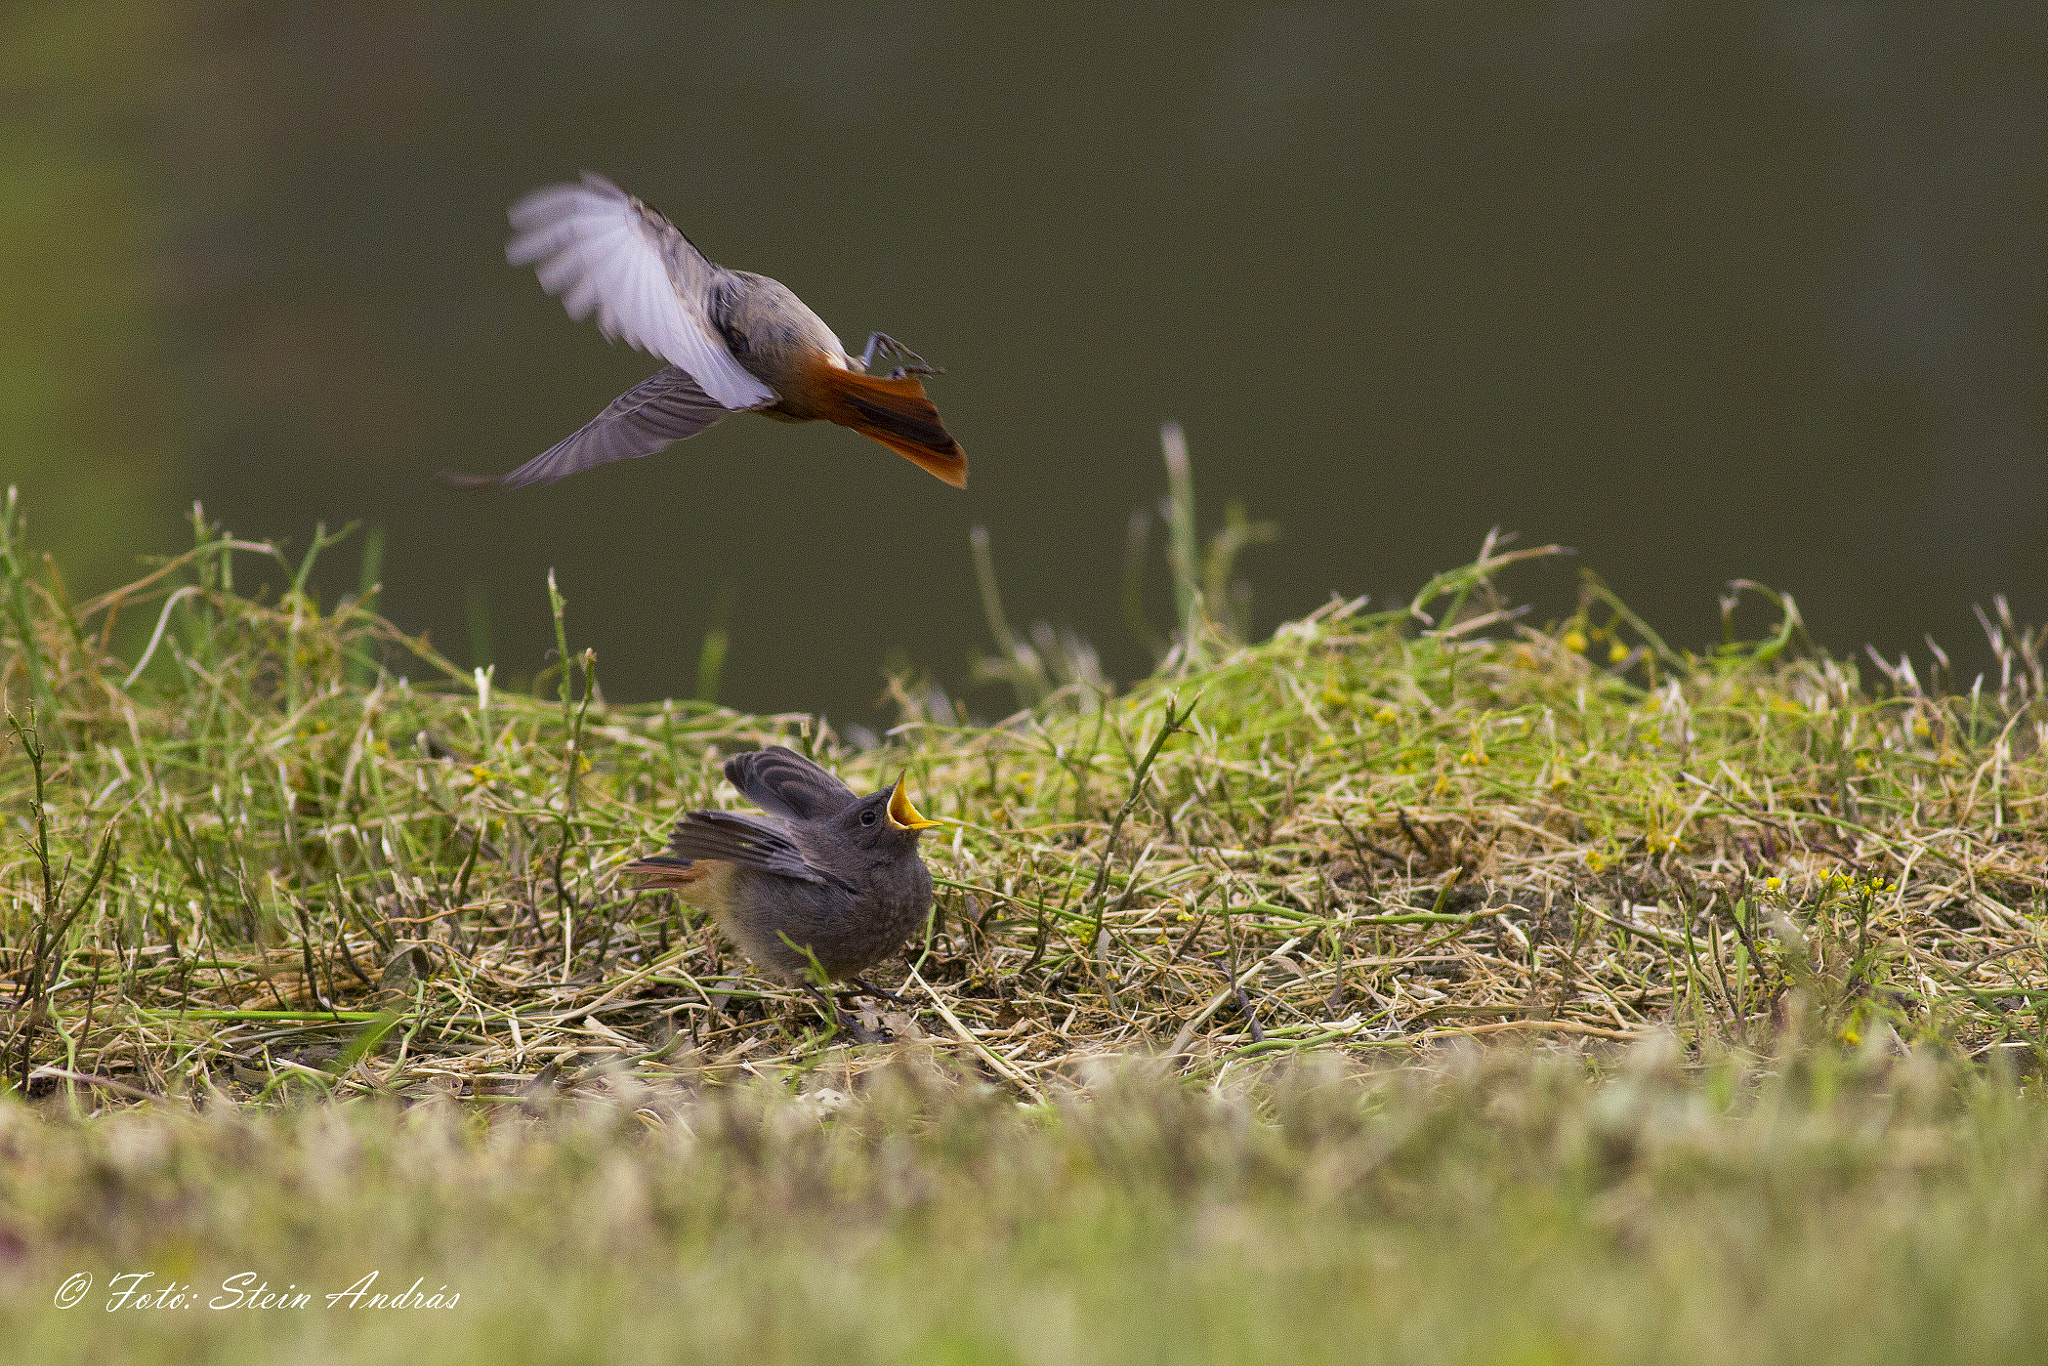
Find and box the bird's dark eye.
[860,809,878,827]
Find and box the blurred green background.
[6,2,2043,719]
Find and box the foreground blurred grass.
[3,459,2047,1359]
[4,1050,2048,1363]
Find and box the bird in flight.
[445,174,965,491]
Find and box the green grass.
[3,440,2047,1360]
[1,478,2042,1095]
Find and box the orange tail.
[623,855,707,890]
[814,368,968,488]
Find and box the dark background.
[8,3,2044,720]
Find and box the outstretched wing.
[724,746,857,821]
[507,173,776,411]
[662,809,854,892]
[442,367,732,490]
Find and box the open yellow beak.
[887,778,945,831]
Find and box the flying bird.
[444,174,965,491]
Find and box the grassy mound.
[1,476,2042,1101]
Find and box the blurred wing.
[725,746,857,821]
[451,367,732,490]
[664,810,854,892]
[507,173,776,411]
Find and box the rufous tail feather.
[814,368,968,488]
[623,855,706,889]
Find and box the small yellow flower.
[1765,875,1782,892]
[1586,850,1608,873]
[468,764,492,783]
[1322,688,1349,707]
[1373,707,1399,725]
[1608,642,1628,664]
[1911,718,1932,738]
[1561,630,1588,653]
[1853,753,1875,773]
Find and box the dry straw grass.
[2,454,2045,1109]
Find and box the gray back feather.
[725,746,857,820]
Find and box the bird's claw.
[802,984,892,1044]
[858,331,941,380]
[841,976,910,1006]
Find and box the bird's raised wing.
[662,809,854,892]
[507,174,775,411]
[724,746,858,821]
[442,366,732,490]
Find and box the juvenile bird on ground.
[443,174,966,490]
[626,746,943,1034]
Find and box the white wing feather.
[507,174,775,411]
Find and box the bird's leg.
[840,976,909,1006]
[800,983,885,1044]
[855,331,943,380]
[853,331,893,369]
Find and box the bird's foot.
[840,976,910,1006]
[857,331,942,379]
[801,984,891,1044]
